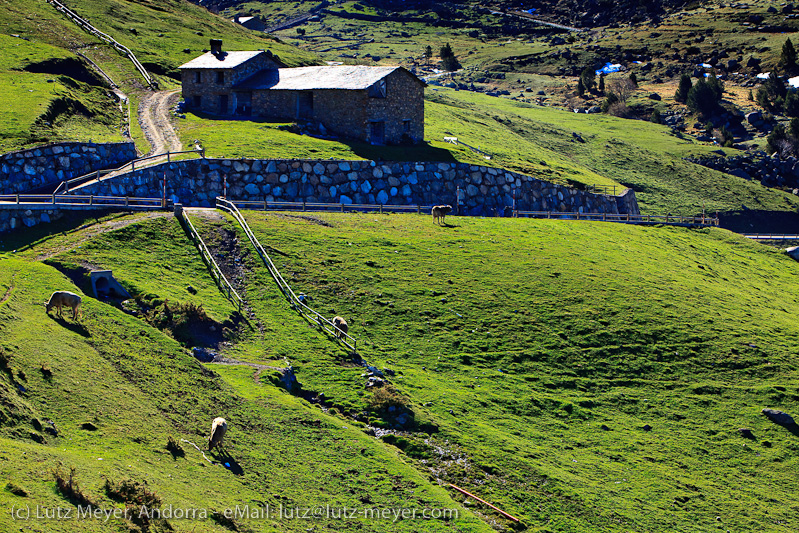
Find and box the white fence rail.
[216,197,358,353]
[177,208,244,310]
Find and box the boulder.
[745,111,762,125]
[648,93,662,101]
[762,408,795,426]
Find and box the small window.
[217,71,225,84]
[369,79,387,98]
[195,71,201,84]
[403,120,411,133]
[193,95,201,108]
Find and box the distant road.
[489,8,582,32]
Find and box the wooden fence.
[176,208,244,310]
[514,210,720,226]
[55,149,205,193]
[0,194,164,209]
[46,0,156,89]
[216,197,359,354]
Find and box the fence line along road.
[514,210,720,227]
[55,149,205,194]
[46,0,157,89]
[742,234,799,240]
[0,194,165,209]
[176,207,244,310]
[216,197,359,354]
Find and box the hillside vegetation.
[1,211,798,532]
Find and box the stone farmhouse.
[179,40,425,145]
[231,15,265,31]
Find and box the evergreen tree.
[686,78,720,117]
[577,77,585,97]
[707,71,724,101]
[780,38,798,73]
[439,43,461,71]
[424,45,433,67]
[598,74,605,94]
[785,90,799,117]
[580,66,596,93]
[629,72,638,87]
[675,73,692,103]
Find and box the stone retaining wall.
[686,152,799,190]
[1,142,137,194]
[70,158,638,216]
[0,207,64,234]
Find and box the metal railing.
[55,149,205,194]
[228,199,433,214]
[514,210,720,226]
[585,184,620,196]
[46,0,157,89]
[443,137,492,160]
[216,197,358,353]
[742,234,799,240]
[177,208,244,310]
[0,193,164,209]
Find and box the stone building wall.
[365,69,425,144]
[68,158,637,216]
[0,142,137,195]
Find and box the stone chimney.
[210,39,223,56]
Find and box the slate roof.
[233,65,419,91]
[179,51,264,70]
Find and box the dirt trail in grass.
[0,272,17,305]
[138,89,182,156]
[32,212,169,261]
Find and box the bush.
[53,466,95,508]
[784,90,799,117]
[686,78,721,117]
[675,74,692,103]
[366,385,408,413]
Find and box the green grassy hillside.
[0,0,316,152]
[177,87,799,216]
[1,211,798,532]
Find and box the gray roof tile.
[179,51,264,70]
[234,65,411,91]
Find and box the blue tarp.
[595,62,622,75]
[527,8,537,14]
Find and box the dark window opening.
[217,71,225,84]
[369,79,387,98]
[369,121,385,145]
[193,95,201,108]
[195,71,201,84]
[298,92,313,119]
[403,120,411,133]
[220,94,229,114]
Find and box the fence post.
[15,194,19,205]
[380,204,383,214]
[131,160,135,171]
[341,203,344,213]
[417,205,421,214]
[125,196,129,207]
[89,195,93,206]
[52,194,56,205]
[167,151,170,163]
[303,200,306,212]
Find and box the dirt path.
[138,89,183,156]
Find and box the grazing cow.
[432,205,452,225]
[332,316,348,339]
[208,417,228,451]
[45,291,82,320]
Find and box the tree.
[629,72,638,87]
[296,28,306,36]
[608,78,637,103]
[601,91,619,113]
[580,66,596,93]
[686,78,721,117]
[707,71,724,101]
[651,109,661,124]
[439,43,461,71]
[675,73,692,103]
[577,77,585,97]
[785,90,799,117]
[780,38,798,74]
[756,71,788,112]
[598,74,605,94]
[423,45,433,67]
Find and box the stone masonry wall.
[69,158,637,216]
[0,142,137,194]
[0,207,64,234]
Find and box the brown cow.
[432,205,452,225]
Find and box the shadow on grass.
[49,314,91,337]
[718,210,799,234]
[211,447,244,476]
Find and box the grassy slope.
[229,211,799,532]
[177,85,799,215]
[0,216,489,533]
[0,0,316,152]
[1,211,799,532]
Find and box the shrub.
[675,74,692,103]
[366,385,408,413]
[166,436,185,458]
[687,78,721,117]
[53,466,95,508]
